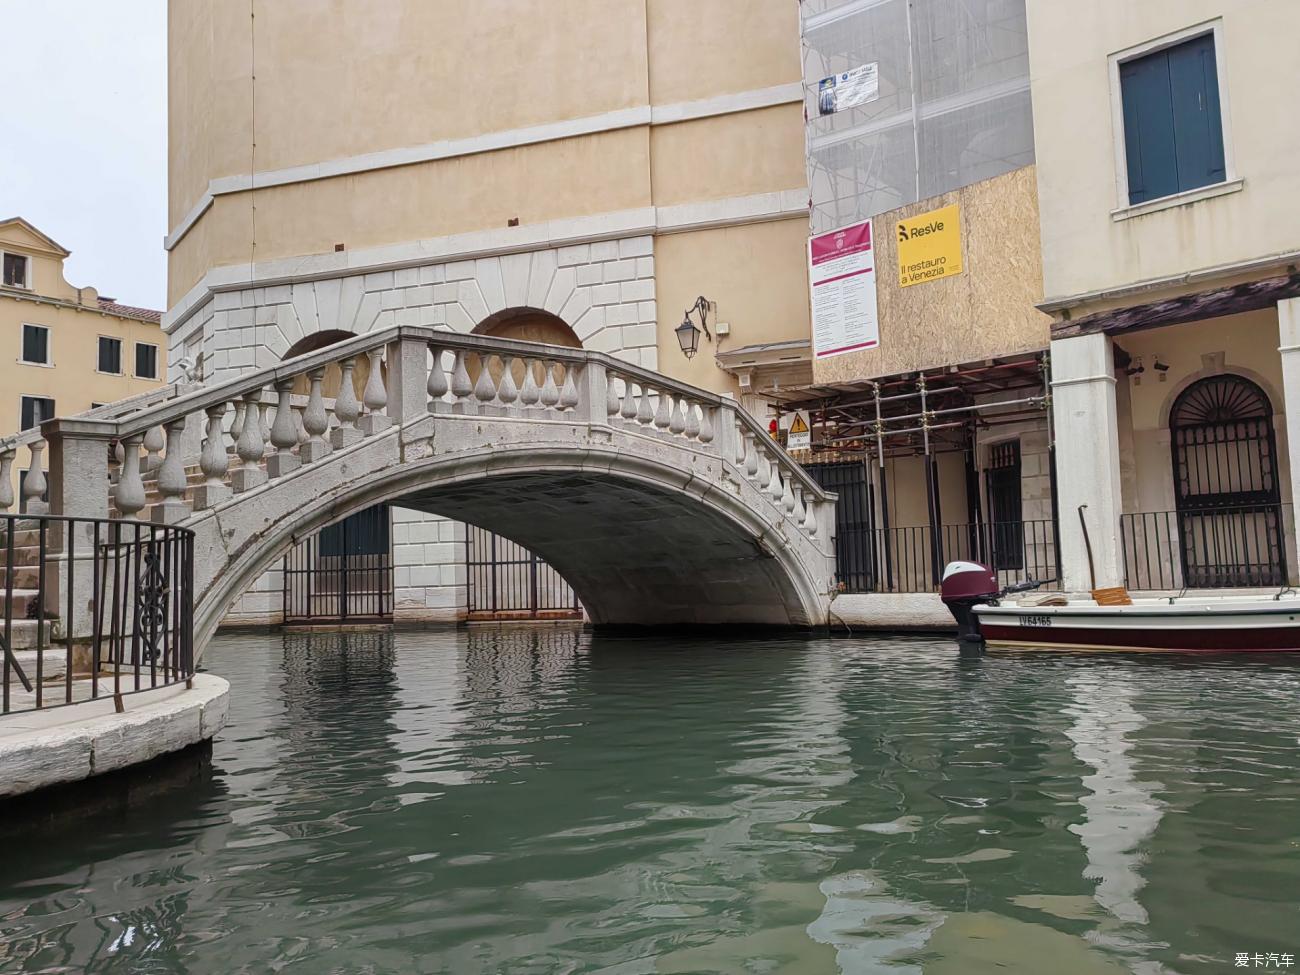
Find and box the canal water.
[2,628,1299,973]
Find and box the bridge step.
[0,619,65,651]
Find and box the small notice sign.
[818,63,879,116]
[896,203,962,287]
[787,412,811,451]
[809,220,879,359]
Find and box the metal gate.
[805,460,875,592]
[1170,374,1286,587]
[465,526,582,620]
[283,504,393,622]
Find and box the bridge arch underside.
[194,448,830,652]
[400,472,810,629]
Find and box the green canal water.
[2,628,1299,973]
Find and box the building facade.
[165,0,812,624]
[785,0,1053,608]
[0,217,166,505]
[1029,0,1300,593]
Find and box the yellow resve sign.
[896,203,962,287]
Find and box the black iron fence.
[833,519,1060,594]
[1,514,195,716]
[466,526,581,620]
[282,507,393,623]
[1122,503,1292,590]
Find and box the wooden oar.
[1077,504,1131,606]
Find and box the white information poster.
[809,220,879,359]
[817,63,880,115]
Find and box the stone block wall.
[174,236,658,626]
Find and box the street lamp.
[675,296,713,359]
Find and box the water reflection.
[0,630,1298,973]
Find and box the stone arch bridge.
[18,327,836,656]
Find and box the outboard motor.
[940,561,999,643]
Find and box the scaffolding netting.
[802,0,1035,234]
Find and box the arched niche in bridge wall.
[283,329,381,399]
[471,307,582,387]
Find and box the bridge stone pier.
[30,327,836,656]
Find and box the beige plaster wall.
[812,166,1049,386]
[1027,0,1300,306]
[654,218,810,395]
[650,104,806,208]
[167,0,808,307]
[645,0,801,104]
[169,127,655,305]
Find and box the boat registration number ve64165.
[1019,615,1052,627]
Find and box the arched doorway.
[1169,374,1286,587]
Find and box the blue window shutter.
[1168,33,1226,191]
[1120,52,1179,204]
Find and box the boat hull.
[974,602,1300,653]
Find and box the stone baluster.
[734,420,747,465]
[229,401,246,454]
[802,496,819,536]
[360,348,391,434]
[791,485,806,526]
[152,417,192,523]
[194,403,231,510]
[232,389,268,492]
[427,346,449,411]
[0,448,14,512]
[520,358,541,410]
[636,383,655,425]
[142,424,165,473]
[259,398,273,457]
[294,405,309,445]
[115,434,146,517]
[21,438,47,515]
[539,361,560,410]
[301,367,331,463]
[619,379,638,421]
[606,373,622,418]
[766,455,784,501]
[473,353,498,412]
[268,377,301,477]
[780,471,795,513]
[450,350,473,413]
[682,401,699,439]
[653,388,671,431]
[744,432,760,479]
[669,395,687,435]
[559,366,579,411]
[331,357,363,448]
[698,406,715,444]
[498,356,520,411]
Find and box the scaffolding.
[801,0,1036,235]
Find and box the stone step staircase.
[0,521,65,699]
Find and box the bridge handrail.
[24,325,830,527]
[0,381,192,454]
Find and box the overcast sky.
[0,2,167,310]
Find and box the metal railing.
[1121,503,1292,590]
[466,526,582,620]
[834,518,1060,594]
[1,513,195,715]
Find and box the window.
[1119,31,1226,205]
[135,342,158,379]
[97,336,122,374]
[20,324,49,365]
[2,253,29,288]
[20,395,55,430]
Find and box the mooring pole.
[874,382,893,591]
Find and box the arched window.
[1169,374,1285,587]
